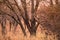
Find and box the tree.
[0,1,60,40]
[0,0,41,36]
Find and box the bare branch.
[0,9,26,36]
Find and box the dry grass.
[0,22,58,40]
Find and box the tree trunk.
[30,27,36,36]
[30,18,37,36]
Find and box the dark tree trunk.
[29,18,37,36]
[30,27,36,36]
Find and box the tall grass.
[0,21,58,40]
